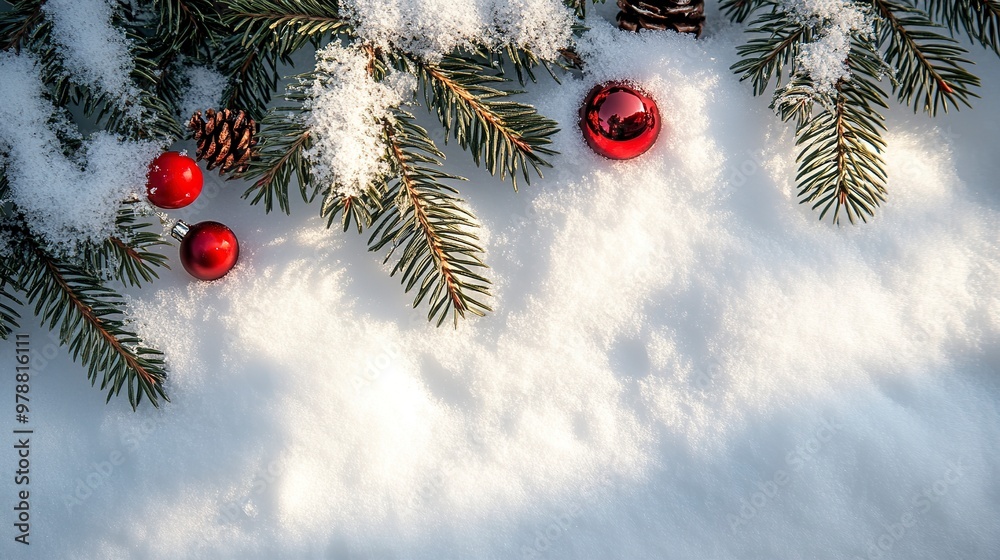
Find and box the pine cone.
[187,108,258,175]
[616,0,705,37]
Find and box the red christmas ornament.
[146,151,203,209]
[171,221,239,281]
[580,82,661,160]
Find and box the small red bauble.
[146,151,203,209]
[580,82,661,160]
[171,221,239,281]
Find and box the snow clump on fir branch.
[783,0,874,95]
[178,63,228,123]
[341,0,574,61]
[302,44,416,199]
[41,0,143,119]
[0,52,160,256]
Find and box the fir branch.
[228,0,347,38]
[216,39,276,121]
[922,0,1000,54]
[369,112,491,327]
[4,1,182,141]
[776,42,890,225]
[219,0,351,119]
[473,42,579,86]
[0,0,46,54]
[720,0,772,23]
[321,186,383,234]
[872,0,980,115]
[16,239,168,409]
[82,205,171,288]
[0,272,21,340]
[240,106,314,214]
[0,170,22,339]
[731,7,811,95]
[83,31,184,141]
[152,0,223,54]
[412,54,559,191]
[564,0,605,19]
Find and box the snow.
[782,0,874,95]
[302,44,415,199]
[0,52,161,256]
[177,63,228,122]
[342,0,575,60]
[41,0,141,118]
[3,7,1000,560]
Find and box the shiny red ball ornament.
[146,151,203,209]
[580,82,661,160]
[171,221,239,281]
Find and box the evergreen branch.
[731,8,811,94]
[564,0,605,19]
[922,0,1000,54]
[721,0,773,23]
[5,2,182,141]
[413,54,559,191]
[82,205,171,288]
[82,32,184,141]
[475,43,543,85]
[369,112,492,327]
[776,43,890,225]
[217,39,276,121]
[240,106,314,214]
[0,0,46,54]
[872,0,980,115]
[16,239,168,409]
[473,42,581,86]
[152,0,223,54]
[0,271,22,340]
[0,170,22,339]
[321,187,383,234]
[220,0,351,119]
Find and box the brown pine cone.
[616,0,705,37]
[187,108,258,175]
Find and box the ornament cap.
[171,220,191,242]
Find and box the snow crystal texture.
[0,52,159,255]
[1,10,999,560]
[41,0,140,115]
[784,0,874,94]
[302,44,414,199]
[178,63,229,123]
[342,0,574,60]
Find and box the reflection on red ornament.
[172,221,239,281]
[580,82,661,160]
[146,151,203,209]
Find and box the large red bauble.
[580,82,661,160]
[173,221,239,281]
[146,151,203,209]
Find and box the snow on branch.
[341,0,575,61]
[783,0,875,95]
[41,0,143,118]
[0,52,160,256]
[301,43,415,199]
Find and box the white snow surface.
[342,0,575,60]
[0,52,160,255]
[2,13,1000,560]
[41,0,141,117]
[303,44,414,199]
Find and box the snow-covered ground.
[2,4,1000,559]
